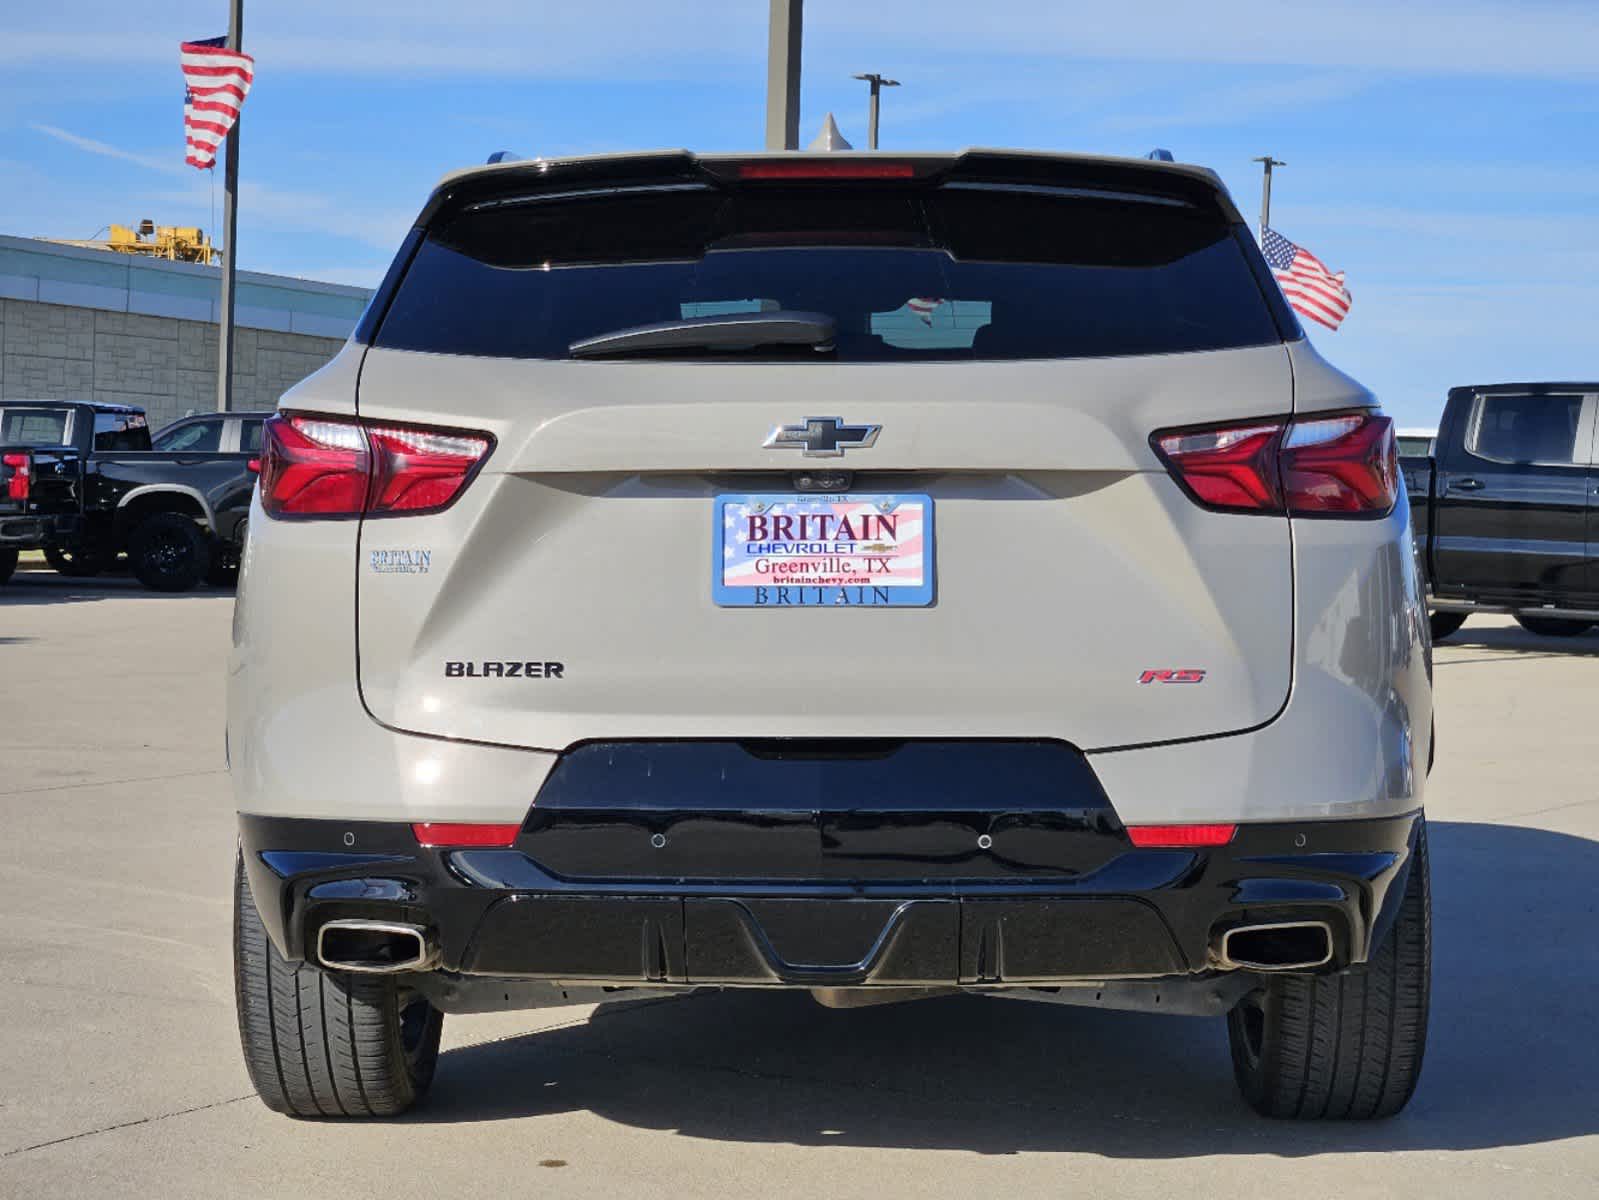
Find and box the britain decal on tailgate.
[713,493,935,608]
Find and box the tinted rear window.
[375,184,1282,362]
[1,409,71,445]
[1468,394,1586,464]
[94,410,151,451]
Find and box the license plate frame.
[713,492,934,608]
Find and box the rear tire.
[1515,615,1594,638]
[129,513,210,592]
[233,857,443,1118]
[1428,611,1467,641]
[0,548,16,585]
[1227,818,1430,1119]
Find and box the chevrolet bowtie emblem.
[763,416,881,458]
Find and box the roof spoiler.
[417,149,1242,227]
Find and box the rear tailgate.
[349,153,1298,752]
[354,349,1293,750]
[1,446,80,520]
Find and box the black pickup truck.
[1403,382,1599,639]
[0,400,257,591]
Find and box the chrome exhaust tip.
[316,920,437,974]
[1217,920,1334,972]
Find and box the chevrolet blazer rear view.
[229,148,1432,1121]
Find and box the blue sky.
[4,0,1598,428]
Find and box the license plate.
[713,493,934,608]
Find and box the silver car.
[228,149,1432,1120]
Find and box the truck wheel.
[233,856,442,1118]
[129,513,210,592]
[1515,615,1594,638]
[0,548,16,585]
[1428,612,1467,641]
[1227,818,1430,1119]
[44,544,111,578]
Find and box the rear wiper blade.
[569,310,835,359]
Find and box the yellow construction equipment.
[47,220,217,265]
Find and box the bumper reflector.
[411,822,522,848]
[1126,823,1237,848]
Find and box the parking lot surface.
[2,568,1597,1198]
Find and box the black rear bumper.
[0,512,77,546]
[239,741,1422,988]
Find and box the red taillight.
[738,161,917,179]
[259,413,491,519]
[1280,413,1398,515]
[411,822,522,848]
[1153,411,1397,517]
[259,415,370,517]
[1152,422,1284,511]
[1126,824,1237,848]
[366,424,494,513]
[2,453,29,502]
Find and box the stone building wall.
[0,298,346,429]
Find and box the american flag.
[1262,227,1351,331]
[181,38,255,170]
[906,297,944,326]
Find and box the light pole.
[766,0,803,150]
[1252,155,1285,240]
[852,73,900,150]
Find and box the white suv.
[229,149,1432,1120]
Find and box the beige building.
[0,233,373,428]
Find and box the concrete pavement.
[2,569,1596,1198]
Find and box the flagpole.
[216,0,243,413]
[1252,155,1285,241]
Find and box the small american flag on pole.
[181,38,255,169]
[1262,227,1352,331]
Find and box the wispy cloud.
[139,180,414,250]
[1328,281,1599,399]
[30,121,413,250]
[812,61,1141,130]
[1290,201,1599,240]
[1280,160,1599,205]
[29,122,186,176]
[0,5,762,78]
[1095,74,1374,133]
[813,0,1599,80]
[5,1,1599,79]
[264,264,386,289]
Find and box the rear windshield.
[94,410,151,451]
[1,408,71,445]
[375,183,1283,362]
[1468,394,1586,465]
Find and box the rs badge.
[1139,669,1207,684]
